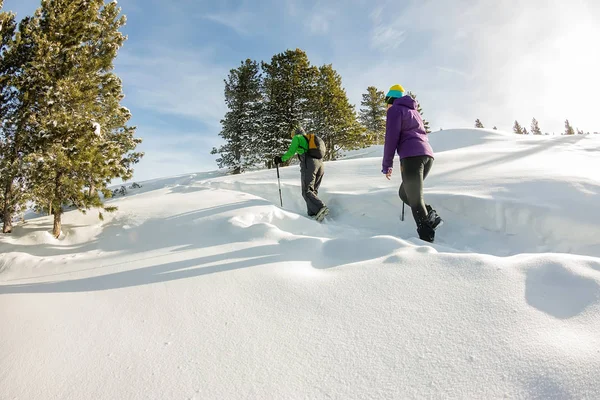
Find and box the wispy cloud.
[435,66,471,80]
[204,11,255,35]
[285,0,300,17]
[116,47,227,128]
[369,6,406,52]
[371,25,406,52]
[308,14,330,35]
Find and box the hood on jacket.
[393,95,418,110]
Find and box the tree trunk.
[3,121,22,234]
[52,210,62,238]
[52,171,63,238]
[2,181,13,234]
[234,139,241,175]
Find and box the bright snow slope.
[1,128,600,399]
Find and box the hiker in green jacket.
[274,126,329,222]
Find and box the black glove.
[273,156,283,165]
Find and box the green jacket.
[281,134,308,162]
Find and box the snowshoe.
[315,206,329,222]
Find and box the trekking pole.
[401,201,405,221]
[276,163,283,207]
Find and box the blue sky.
[5,0,600,181]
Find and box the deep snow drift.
[1,129,600,399]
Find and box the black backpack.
[302,133,326,159]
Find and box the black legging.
[398,155,433,224]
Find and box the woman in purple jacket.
[381,84,442,243]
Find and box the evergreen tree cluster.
[0,1,142,237]
[476,117,594,136]
[213,50,437,173]
[212,52,436,174]
[212,49,367,173]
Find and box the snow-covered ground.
[1,129,599,399]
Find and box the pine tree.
[307,64,366,160]
[261,49,317,167]
[358,86,386,145]
[564,119,575,135]
[493,126,497,130]
[475,119,484,128]
[531,118,542,135]
[406,91,431,133]
[0,5,33,233]
[522,127,529,135]
[0,3,16,230]
[576,128,584,135]
[21,0,142,238]
[513,120,524,134]
[211,59,263,174]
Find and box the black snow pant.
[398,155,435,241]
[299,154,325,216]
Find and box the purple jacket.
[382,96,434,172]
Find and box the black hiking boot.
[416,207,442,243]
[417,222,435,243]
[425,205,443,230]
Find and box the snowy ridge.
[1,129,600,399]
